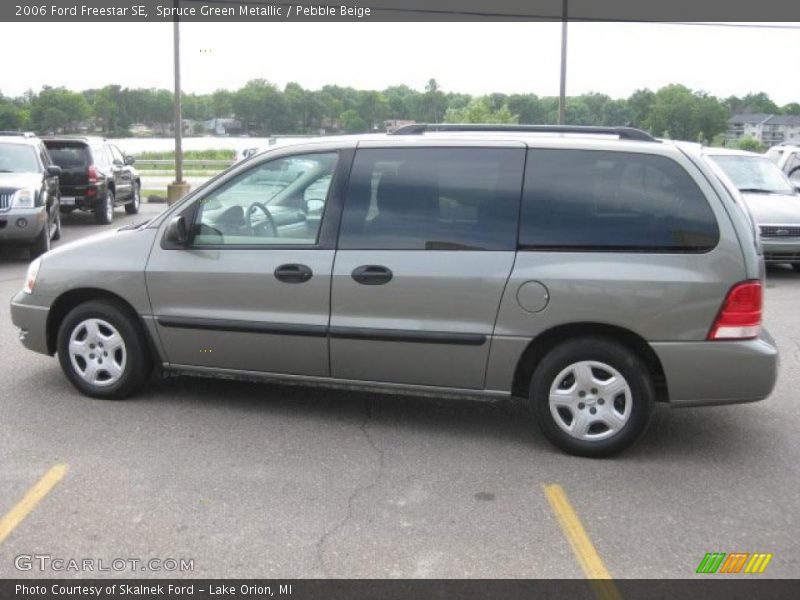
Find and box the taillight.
[708,281,762,340]
[87,165,99,182]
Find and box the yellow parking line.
[544,483,622,600]
[0,464,69,545]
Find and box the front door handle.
[351,265,393,285]
[274,263,313,283]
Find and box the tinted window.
[193,152,337,246]
[339,148,524,250]
[45,143,91,168]
[520,149,719,252]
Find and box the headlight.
[23,257,41,294]
[12,189,35,209]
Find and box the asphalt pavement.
[0,204,798,579]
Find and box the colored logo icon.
[696,552,773,574]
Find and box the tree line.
[1,78,798,144]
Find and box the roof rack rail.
[0,131,37,138]
[390,123,658,142]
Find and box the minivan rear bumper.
[651,329,778,407]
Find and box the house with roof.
[727,114,800,146]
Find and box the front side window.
[108,144,125,164]
[193,152,338,246]
[520,149,720,252]
[338,147,524,250]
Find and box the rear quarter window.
[520,149,720,252]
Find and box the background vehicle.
[705,147,800,270]
[0,131,62,258]
[11,125,778,457]
[42,136,140,224]
[765,143,800,189]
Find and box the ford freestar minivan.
[11,125,778,457]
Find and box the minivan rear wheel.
[57,300,151,399]
[529,337,654,457]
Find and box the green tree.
[29,86,90,133]
[444,97,517,124]
[737,136,765,153]
[782,103,800,116]
[233,79,290,134]
[0,94,26,130]
[643,84,727,142]
[356,90,389,130]
[627,89,654,127]
[340,109,368,133]
[507,94,545,124]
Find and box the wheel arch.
[46,288,160,365]
[510,323,669,403]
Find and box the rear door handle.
[274,263,313,283]
[351,265,393,285]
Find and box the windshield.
[710,154,795,195]
[0,143,39,173]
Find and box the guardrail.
[133,159,235,169]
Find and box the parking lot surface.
[1,204,798,579]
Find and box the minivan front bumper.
[651,329,778,407]
[10,291,52,355]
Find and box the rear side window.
[45,143,90,168]
[520,149,719,252]
[338,147,524,250]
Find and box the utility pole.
[558,0,568,125]
[167,0,190,203]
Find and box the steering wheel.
[245,202,278,237]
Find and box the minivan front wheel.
[530,337,654,457]
[57,300,151,399]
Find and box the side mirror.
[46,165,62,177]
[306,198,324,214]
[124,155,136,166]
[165,215,189,245]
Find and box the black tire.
[95,189,114,225]
[29,223,50,259]
[56,300,151,400]
[51,206,62,241]
[125,181,141,215]
[529,337,654,458]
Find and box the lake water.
[107,136,315,155]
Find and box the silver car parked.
[10,125,778,457]
[705,147,800,270]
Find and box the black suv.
[0,131,62,258]
[42,137,141,224]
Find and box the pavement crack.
[315,397,385,577]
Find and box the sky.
[1,21,799,104]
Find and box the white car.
[765,144,800,189]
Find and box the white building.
[727,114,800,146]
